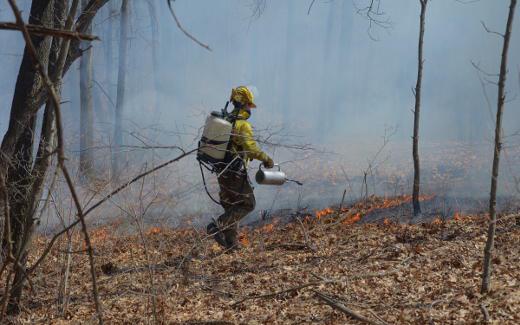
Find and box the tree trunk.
[412,0,428,217]
[146,0,160,118]
[481,0,517,294]
[2,0,107,314]
[112,0,130,181]
[4,0,55,314]
[104,0,115,96]
[79,0,94,180]
[0,0,53,166]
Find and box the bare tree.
[0,0,109,315]
[412,0,428,217]
[481,0,517,294]
[112,0,130,180]
[80,0,95,180]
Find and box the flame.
[261,223,275,233]
[312,195,435,227]
[239,231,250,246]
[146,226,161,235]
[342,212,362,225]
[453,211,461,221]
[431,217,443,225]
[315,207,335,219]
[383,218,392,226]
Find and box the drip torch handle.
[260,163,280,171]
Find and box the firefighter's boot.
[206,221,228,248]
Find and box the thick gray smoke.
[1,1,519,227]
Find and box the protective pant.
[216,168,255,246]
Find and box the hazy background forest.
[1,0,520,222]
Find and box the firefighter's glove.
[263,157,274,169]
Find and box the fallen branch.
[480,303,490,323]
[230,264,405,307]
[313,290,381,325]
[231,280,326,307]
[0,22,99,40]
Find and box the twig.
[313,290,381,325]
[296,217,317,252]
[480,303,490,323]
[231,280,325,307]
[93,79,116,108]
[307,0,317,15]
[428,299,445,324]
[0,22,99,40]
[336,189,347,219]
[166,0,211,51]
[481,20,505,38]
[131,173,158,324]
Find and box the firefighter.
[206,86,274,250]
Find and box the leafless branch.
[0,22,99,41]
[471,60,500,77]
[250,0,267,19]
[93,79,116,108]
[307,0,317,15]
[481,20,505,38]
[354,0,392,41]
[167,0,211,51]
[313,290,382,325]
[473,65,496,124]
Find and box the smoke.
[1,0,520,227]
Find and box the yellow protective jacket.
[231,109,270,166]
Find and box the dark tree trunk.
[0,0,54,163]
[5,0,56,314]
[79,0,94,180]
[412,0,428,217]
[112,0,130,180]
[481,0,517,294]
[1,0,109,314]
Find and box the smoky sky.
[1,0,520,156]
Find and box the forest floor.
[12,196,520,324]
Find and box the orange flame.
[239,231,250,246]
[311,195,436,226]
[261,223,275,233]
[342,212,362,225]
[431,217,443,225]
[315,207,335,219]
[146,226,161,235]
